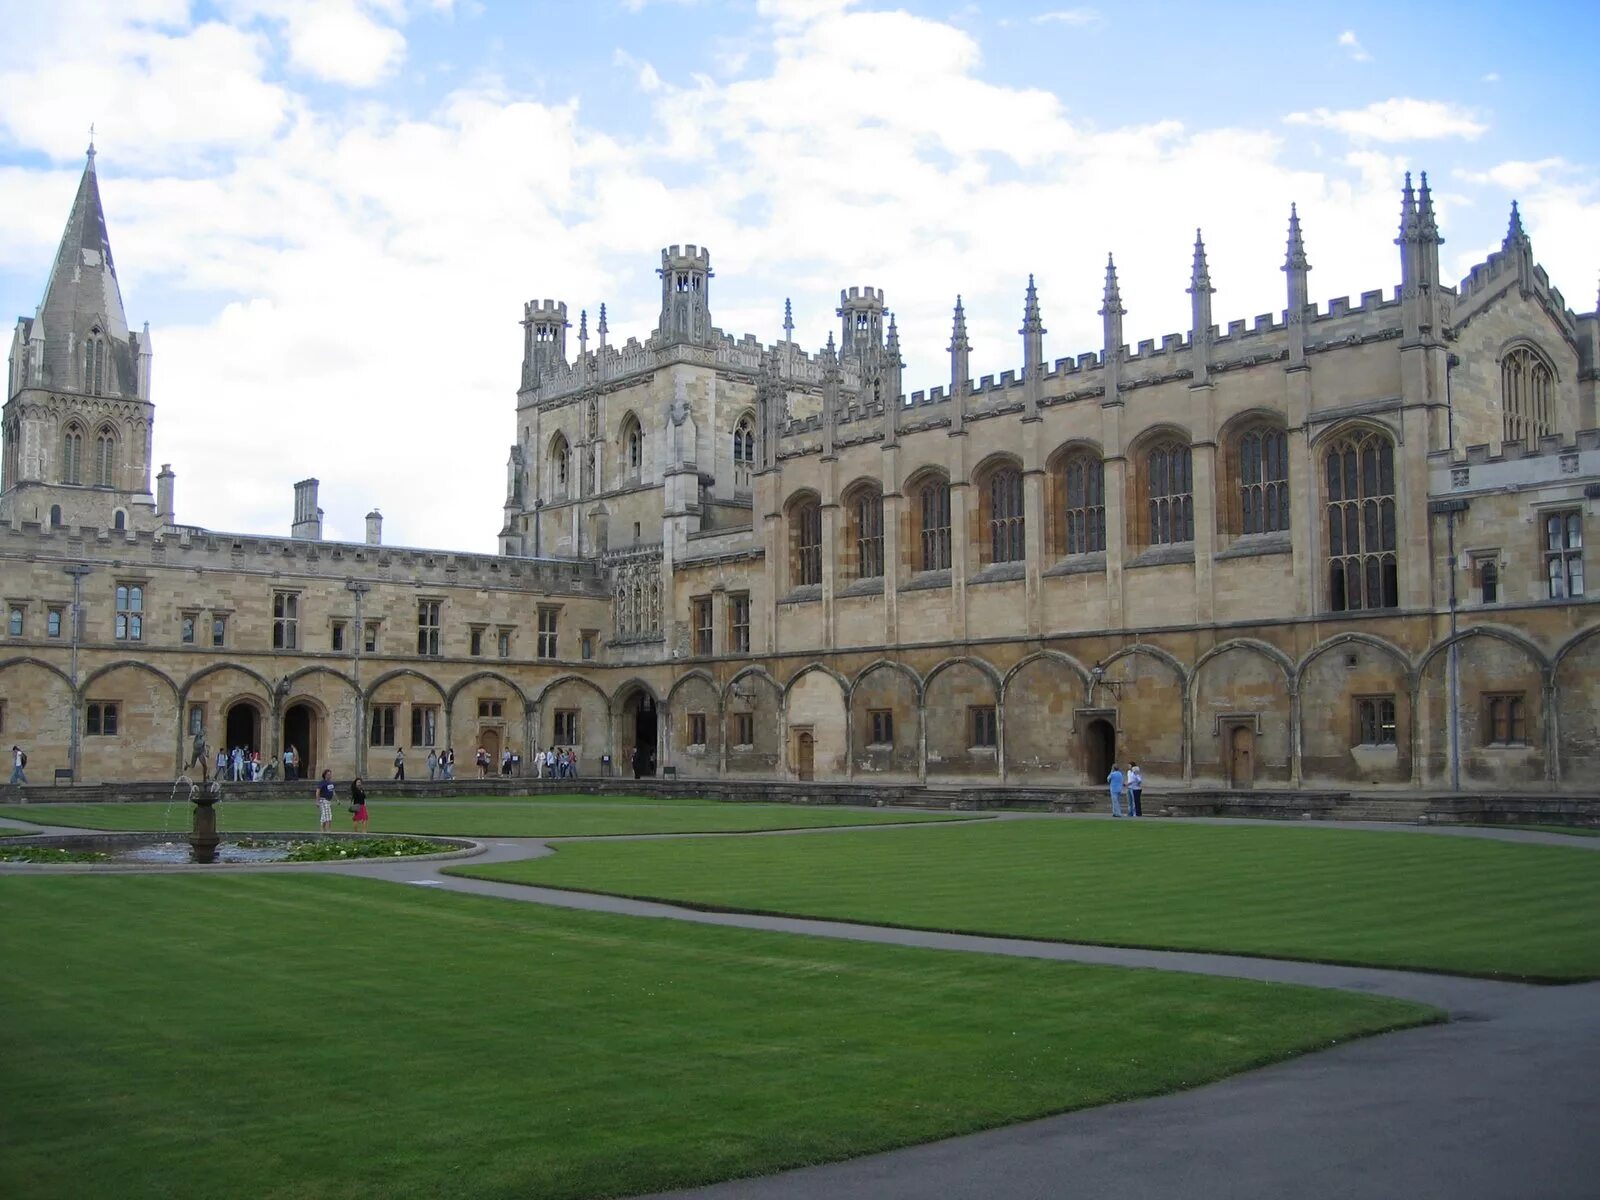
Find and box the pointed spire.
[1398,170,1418,242]
[577,308,589,356]
[886,311,900,351]
[1021,273,1044,331]
[950,295,970,347]
[1283,204,1310,274]
[824,330,837,363]
[597,302,608,346]
[86,125,96,169]
[1188,228,1212,294]
[1503,199,1527,250]
[782,297,794,341]
[1417,171,1440,242]
[1099,254,1124,316]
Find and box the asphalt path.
[3,809,1597,1199]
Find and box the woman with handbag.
[350,777,369,833]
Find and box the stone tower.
[2,145,157,532]
[657,244,713,346]
[521,299,570,387]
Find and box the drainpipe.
[346,579,369,777]
[63,564,93,780]
[1445,353,1461,794]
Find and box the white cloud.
[1284,98,1486,143]
[222,0,408,86]
[1034,8,1101,25]
[1337,30,1372,63]
[1481,72,1499,84]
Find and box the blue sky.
[0,0,1594,550]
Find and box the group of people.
[1106,762,1145,818]
[313,770,368,833]
[209,745,296,784]
[531,747,577,778]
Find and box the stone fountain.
[189,779,223,864]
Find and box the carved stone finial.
[1283,204,1310,274]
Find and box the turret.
[1188,229,1214,387]
[521,299,569,385]
[882,313,903,444]
[837,286,885,364]
[1503,199,1535,296]
[365,508,383,546]
[657,244,713,345]
[1283,205,1311,369]
[1396,171,1446,345]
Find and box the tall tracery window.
[1239,426,1289,534]
[733,415,755,491]
[61,423,84,485]
[792,498,822,587]
[1501,345,1555,447]
[918,477,951,572]
[83,333,106,396]
[1146,440,1194,545]
[988,466,1025,564]
[621,416,643,479]
[1059,451,1105,555]
[549,435,570,499]
[852,489,884,579]
[1326,429,1398,611]
[94,427,115,487]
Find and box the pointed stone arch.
[849,660,922,780]
[78,660,182,781]
[1189,639,1294,786]
[1297,632,1415,786]
[1417,624,1552,789]
[180,660,277,705]
[724,667,782,775]
[1088,644,1188,784]
[363,668,448,707]
[1001,650,1093,781]
[923,655,1001,780]
[1554,625,1600,781]
[0,657,76,777]
[782,662,847,780]
[665,669,722,777]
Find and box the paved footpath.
[4,811,1599,1198]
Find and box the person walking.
[427,748,438,781]
[315,769,335,832]
[1127,762,1144,818]
[444,748,455,781]
[215,748,228,782]
[282,743,297,783]
[350,776,369,833]
[9,744,26,785]
[1107,763,1126,818]
[393,747,405,781]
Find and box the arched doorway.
[1228,724,1255,789]
[1084,717,1115,784]
[620,690,657,777]
[224,701,261,757]
[282,702,317,781]
[795,730,815,781]
[480,727,501,773]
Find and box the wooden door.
[796,731,815,781]
[1229,725,1254,789]
[481,727,502,762]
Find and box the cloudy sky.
[0,0,1595,552]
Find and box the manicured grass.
[0,874,1433,1200]
[455,819,1600,981]
[1485,824,1600,839]
[0,798,974,837]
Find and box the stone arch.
[665,669,722,777]
[532,676,608,769]
[1127,423,1195,550]
[849,660,921,779]
[0,654,74,694]
[1217,408,1291,537]
[449,673,527,772]
[363,668,448,707]
[1189,638,1295,693]
[77,660,182,782]
[446,670,528,709]
[1554,626,1600,781]
[1090,644,1187,784]
[923,656,1001,780]
[1002,651,1092,780]
[783,663,846,780]
[534,672,612,710]
[82,659,180,703]
[840,476,885,581]
[1307,415,1403,453]
[903,464,952,574]
[783,487,824,591]
[1045,439,1106,558]
[180,660,277,705]
[972,453,1025,568]
[1297,633,1414,786]
[613,677,664,777]
[724,667,782,775]
[0,658,75,776]
[666,668,720,711]
[282,664,360,698]
[1189,640,1294,785]
[1417,625,1550,789]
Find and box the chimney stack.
[156,464,175,524]
[291,478,323,541]
[365,508,383,545]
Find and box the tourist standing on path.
[1107,764,1126,818]
[350,777,369,834]
[444,748,455,780]
[1128,762,1143,817]
[393,748,405,781]
[427,748,438,781]
[231,745,244,782]
[282,744,297,783]
[215,748,228,781]
[315,770,335,832]
[10,744,26,785]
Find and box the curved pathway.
[3,809,1597,1198]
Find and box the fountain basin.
[0,832,483,869]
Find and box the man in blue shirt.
[1107,764,1126,818]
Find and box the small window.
[369,705,398,746]
[7,607,22,637]
[497,629,512,658]
[417,600,441,656]
[47,607,63,639]
[211,615,226,647]
[188,704,205,736]
[272,591,299,650]
[477,699,504,719]
[363,622,379,654]
[180,614,196,644]
[969,705,997,749]
[113,510,126,531]
[1544,511,1584,600]
[1483,693,1527,746]
[1479,561,1499,605]
[728,594,750,654]
[581,633,595,661]
[692,596,713,656]
[49,504,62,528]
[733,713,754,748]
[1354,696,1397,746]
[554,709,579,745]
[868,709,894,746]
[537,607,558,659]
[86,701,120,736]
[688,712,707,746]
[331,621,345,652]
[469,627,484,657]
[410,705,438,747]
[115,583,144,641]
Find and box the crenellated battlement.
[660,244,712,271]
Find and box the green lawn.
[0,874,1433,1200]
[0,797,974,837]
[455,819,1600,981]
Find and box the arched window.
[61,423,83,485]
[917,476,951,572]
[791,498,822,588]
[986,466,1025,564]
[622,417,643,477]
[1058,451,1104,555]
[83,333,106,396]
[1238,426,1289,534]
[733,415,755,491]
[549,435,569,499]
[851,488,884,579]
[49,504,62,527]
[1325,428,1398,611]
[1146,440,1193,545]
[94,427,115,487]
[113,510,126,531]
[1501,345,1555,446]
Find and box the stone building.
[3,150,1597,791]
